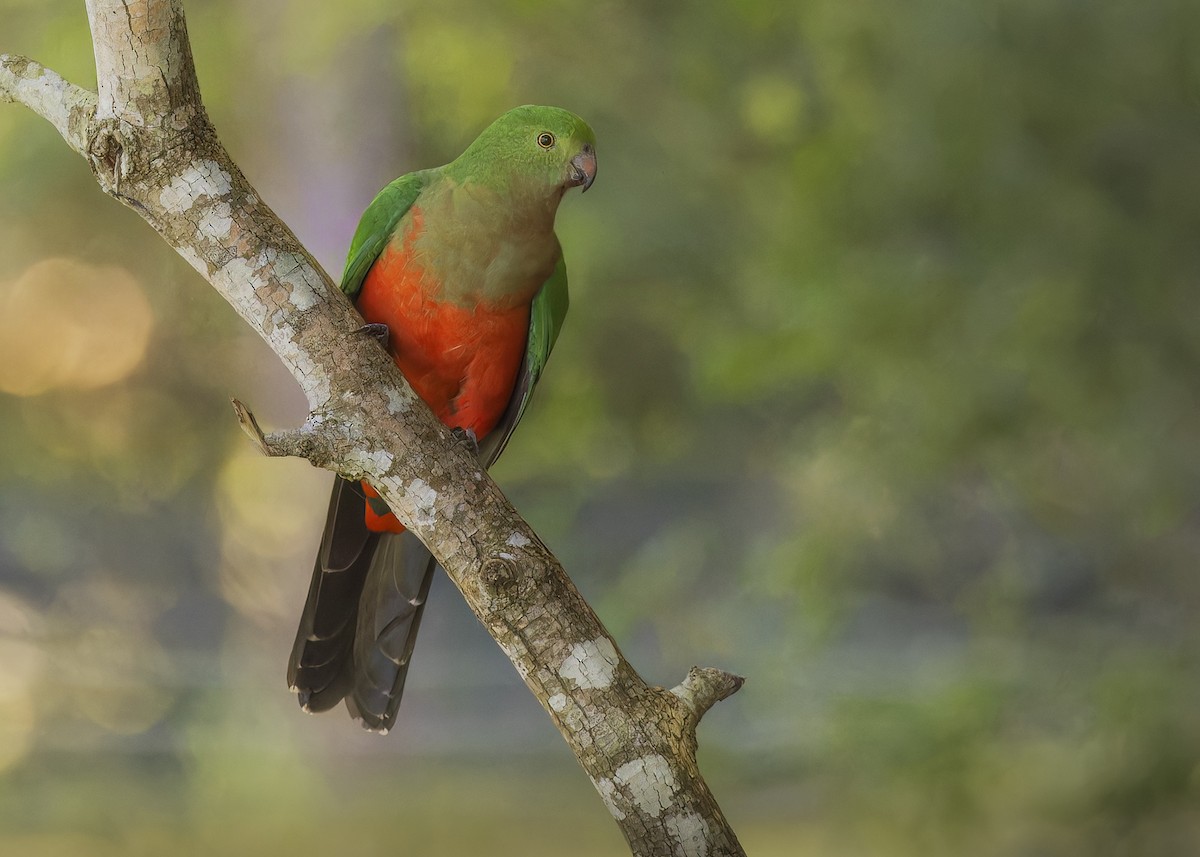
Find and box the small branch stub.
[231,398,271,456]
[670,667,746,723]
[231,399,338,467]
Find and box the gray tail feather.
[287,477,436,733]
[347,529,437,732]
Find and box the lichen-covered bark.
[1,3,745,854]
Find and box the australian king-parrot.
[287,105,597,733]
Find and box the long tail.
[287,477,437,733]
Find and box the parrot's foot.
[451,426,480,456]
[356,322,390,348]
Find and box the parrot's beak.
[567,143,597,193]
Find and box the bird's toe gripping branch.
[450,426,481,457]
[356,322,390,349]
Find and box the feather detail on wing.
[287,478,379,712]
[346,530,437,732]
[340,170,432,300]
[477,253,569,466]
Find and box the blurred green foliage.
[2,0,1200,854]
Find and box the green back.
[340,170,433,301]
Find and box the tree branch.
[0,56,95,155]
[2,3,745,854]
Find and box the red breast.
[354,207,531,533]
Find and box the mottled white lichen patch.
[214,250,335,404]
[406,478,439,529]
[559,637,619,689]
[346,448,395,477]
[230,246,323,311]
[594,776,626,821]
[159,159,232,214]
[506,531,531,548]
[384,386,410,414]
[548,693,568,712]
[289,347,332,406]
[614,755,679,818]
[274,249,321,310]
[21,65,80,135]
[198,200,233,239]
[665,810,710,856]
[217,255,267,305]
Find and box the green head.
[450,105,597,198]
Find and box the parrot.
[286,105,597,733]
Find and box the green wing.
[478,252,570,467]
[340,170,433,299]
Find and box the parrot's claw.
[356,322,390,348]
[451,426,480,457]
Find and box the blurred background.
[2,0,1200,854]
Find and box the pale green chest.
[398,181,561,308]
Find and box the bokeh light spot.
[216,453,328,623]
[0,591,44,773]
[740,75,804,143]
[0,694,36,774]
[0,257,154,396]
[68,626,175,735]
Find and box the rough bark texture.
[1,3,745,854]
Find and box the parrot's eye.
[536,132,556,149]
